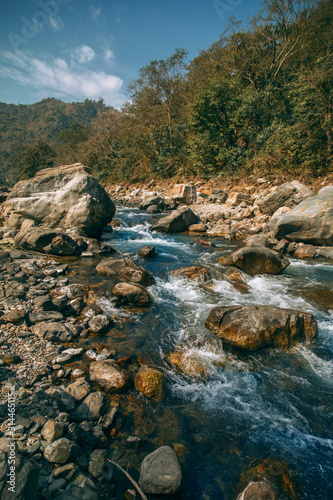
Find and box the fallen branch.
[107,459,148,500]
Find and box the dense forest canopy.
[0,0,332,186]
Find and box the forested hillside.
[0,97,112,184]
[1,0,332,186]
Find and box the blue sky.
[0,0,262,108]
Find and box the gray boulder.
[14,227,81,256]
[31,322,73,343]
[88,314,111,333]
[218,246,290,276]
[257,182,311,215]
[269,186,333,245]
[71,391,105,421]
[150,207,198,233]
[139,445,182,495]
[44,438,73,464]
[0,163,115,237]
[205,305,318,351]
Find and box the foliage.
[0,1,332,185]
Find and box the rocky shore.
[0,164,332,499]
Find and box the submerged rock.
[134,366,165,400]
[269,186,333,245]
[218,246,290,276]
[168,351,211,380]
[236,480,278,500]
[150,207,198,233]
[112,282,153,307]
[205,305,318,351]
[170,265,211,282]
[139,445,182,495]
[95,257,154,286]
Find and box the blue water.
[99,207,333,499]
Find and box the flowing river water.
[73,207,333,499]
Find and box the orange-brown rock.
[205,305,318,351]
[134,366,165,400]
[96,257,154,286]
[170,266,211,282]
[168,351,211,380]
[218,246,290,276]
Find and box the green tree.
[14,140,56,180]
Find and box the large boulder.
[139,446,182,495]
[269,186,333,245]
[150,207,198,233]
[257,182,312,216]
[170,184,196,204]
[0,164,115,237]
[14,227,81,256]
[218,246,290,276]
[205,305,318,351]
[95,257,154,286]
[112,282,153,307]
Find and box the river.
[76,206,333,499]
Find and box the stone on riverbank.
[96,257,154,286]
[15,227,81,256]
[44,438,73,464]
[89,359,130,393]
[0,163,115,237]
[269,186,333,245]
[257,182,311,215]
[150,207,198,233]
[139,445,182,495]
[205,305,318,351]
[112,282,153,307]
[170,184,196,204]
[218,246,290,276]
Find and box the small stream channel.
[72,206,333,499]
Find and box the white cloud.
[49,16,64,32]
[104,48,114,61]
[72,45,95,64]
[90,6,101,22]
[0,50,126,108]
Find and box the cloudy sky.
[0,0,262,108]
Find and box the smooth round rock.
[139,445,181,495]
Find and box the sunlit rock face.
[0,163,115,237]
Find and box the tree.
[14,140,56,180]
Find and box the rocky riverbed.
[0,165,332,499]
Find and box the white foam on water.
[294,345,333,380]
[96,297,136,320]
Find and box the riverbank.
[0,165,332,499]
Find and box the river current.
[77,207,333,499]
